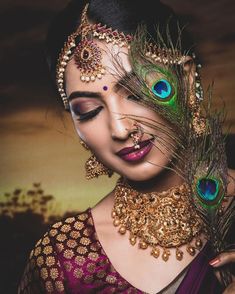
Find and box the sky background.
[1,0,235,215]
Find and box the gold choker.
[111,179,204,261]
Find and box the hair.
[46,0,194,82]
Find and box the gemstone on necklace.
[196,178,219,201]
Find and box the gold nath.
[112,179,204,261]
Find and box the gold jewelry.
[85,154,113,180]
[79,140,113,179]
[130,123,144,150]
[112,179,203,261]
[56,3,132,109]
[80,140,89,150]
[145,43,187,65]
[188,85,206,137]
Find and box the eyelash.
[73,94,139,122]
[76,106,103,122]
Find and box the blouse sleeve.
[18,231,66,294]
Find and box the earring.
[85,155,113,180]
[80,140,89,150]
[188,87,206,137]
[80,140,113,179]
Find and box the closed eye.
[76,106,103,122]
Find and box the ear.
[182,56,196,89]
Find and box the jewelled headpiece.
[56,3,132,109]
[56,3,203,111]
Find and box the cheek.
[72,118,109,149]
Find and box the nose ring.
[130,123,143,150]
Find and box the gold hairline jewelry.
[144,42,187,66]
[56,3,202,110]
[111,178,204,261]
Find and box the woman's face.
[65,41,175,181]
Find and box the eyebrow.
[68,91,102,101]
[114,70,134,92]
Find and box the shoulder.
[37,208,99,260]
[18,209,101,293]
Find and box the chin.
[120,165,164,182]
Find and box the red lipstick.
[116,139,154,162]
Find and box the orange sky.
[1,0,235,215]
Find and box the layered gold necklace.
[111,179,204,261]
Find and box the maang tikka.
[56,3,132,109]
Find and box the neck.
[123,168,184,194]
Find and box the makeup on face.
[69,95,103,121]
[116,138,154,162]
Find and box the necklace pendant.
[139,240,148,249]
[186,245,196,256]
[129,235,137,246]
[195,238,203,249]
[151,247,160,258]
[176,248,184,261]
[162,249,171,262]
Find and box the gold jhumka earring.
[80,140,113,180]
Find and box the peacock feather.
[112,24,235,287]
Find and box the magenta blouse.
[18,208,222,293]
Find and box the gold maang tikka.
[112,179,204,261]
[56,3,132,110]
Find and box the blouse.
[18,208,223,294]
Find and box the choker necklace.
[111,179,204,261]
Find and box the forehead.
[65,40,132,94]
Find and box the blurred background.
[0,0,235,292]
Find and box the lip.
[116,138,154,162]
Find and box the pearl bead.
[187,246,196,256]
[139,241,148,249]
[151,248,160,258]
[113,219,120,226]
[129,237,136,246]
[118,226,126,235]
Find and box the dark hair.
[46,0,193,82]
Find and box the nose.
[110,112,134,141]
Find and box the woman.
[18,0,235,293]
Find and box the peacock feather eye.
[194,177,225,209]
[151,79,173,101]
